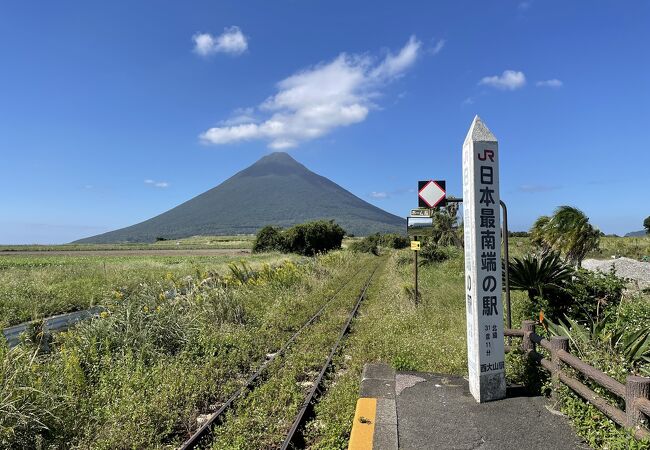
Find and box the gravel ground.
[582,257,650,291]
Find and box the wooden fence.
[505,320,650,441]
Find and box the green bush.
[253,226,285,253]
[347,233,409,254]
[283,221,345,256]
[418,240,457,266]
[348,239,379,255]
[564,267,627,322]
[254,221,345,256]
[379,234,410,249]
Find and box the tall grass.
[0,253,294,326]
[0,252,367,448]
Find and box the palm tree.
[431,202,462,247]
[530,215,551,250]
[530,206,600,266]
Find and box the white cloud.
[370,191,389,199]
[201,36,422,149]
[518,0,533,10]
[536,79,563,88]
[479,70,526,90]
[144,179,169,188]
[370,35,421,79]
[220,108,257,126]
[193,26,248,56]
[430,39,445,55]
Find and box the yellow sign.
[411,241,421,251]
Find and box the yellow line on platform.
[348,397,377,450]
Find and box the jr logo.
[477,149,494,162]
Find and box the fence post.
[625,375,650,429]
[521,320,535,353]
[550,336,569,405]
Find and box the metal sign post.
[408,181,446,307]
[413,238,419,305]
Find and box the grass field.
[0,252,298,327]
[1,235,648,448]
[0,235,257,252]
[508,235,650,260]
[592,235,650,260]
[0,250,379,448]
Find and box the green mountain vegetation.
[625,230,647,237]
[75,152,405,243]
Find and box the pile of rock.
[582,257,650,291]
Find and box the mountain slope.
[75,152,405,243]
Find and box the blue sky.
[1,1,648,244]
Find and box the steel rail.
[178,263,367,450]
[280,263,379,450]
[3,306,106,348]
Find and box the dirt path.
[0,249,252,257]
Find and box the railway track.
[179,261,381,449]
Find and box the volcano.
[75,152,405,243]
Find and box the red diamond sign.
[418,180,446,208]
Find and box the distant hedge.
[509,231,530,237]
[253,220,345,256]
[348,233,409,254]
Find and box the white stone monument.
[462,116,506,402]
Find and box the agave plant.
[545,314,610,359]
[546,314,650,371]
[508,251,574,303]
[612,327,650,368]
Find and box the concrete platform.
[350,364,590,450]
